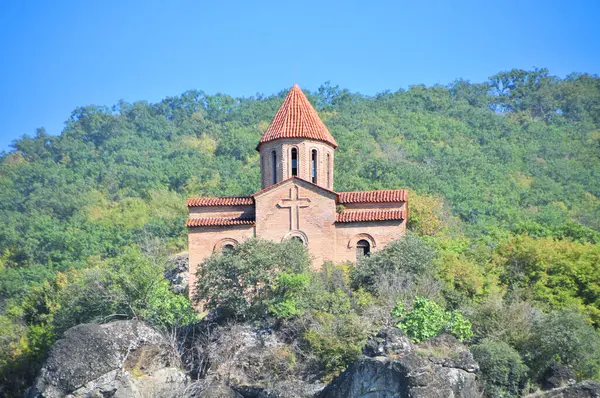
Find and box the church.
[186,84,408,297]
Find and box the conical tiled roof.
[258,84,337,149]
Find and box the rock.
[188,323,324,398]
[526,381,600,397]
[321,332,480,398]
[363,327,412,358]
[166,252,189,294]
[27,320,189,398]
[187,381,245,397]
[542,364,577,390]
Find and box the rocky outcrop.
[165,252,189,294]
[187,323,325,398]
[541,364,577,390]
[526,381,600,397]
[27,320,188,398]
[29,321,482,398]
[320,329,480,398]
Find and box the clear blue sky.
[1,0,598,151]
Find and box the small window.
[222,244,235,254]
[272,150,277,184]
[356,239,370,260]
[291,148,298,177]
[311,149,318,183]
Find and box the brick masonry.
[187,85,407,300]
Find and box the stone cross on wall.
[278,185,311,230]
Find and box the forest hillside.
[1,68,600,397]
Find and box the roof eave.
[256,137,338,151]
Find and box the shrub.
[195,238,310,319]
[471,339,529,398]
[392,297,472,342]
[469,298,541,350]
[495,235,600,327]
[350,233,437,295]
[527,309,600,381]
[268,272,311,319]
[2,247,196,397]
[303,311,370,380]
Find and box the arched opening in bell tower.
[271,150,277,184]
[291,148,298,177]
[311,149,318,184]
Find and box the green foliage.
[350,233,437,294]
[469,298,539,351]
[303,311,370,379]
[195,238,310,319]
[446,311,473,342]
[496,235,600,326]
[471,339,529,398]
[0,248,196,397]
[527,309,600,381]
[392,297,472,342]
[406,190,452,237]
[268,272,311,319]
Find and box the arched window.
[327,153,331,188]
[282,230,308,247]
[222,244,235,254]
[271,150,277,184]
[311,149,318,184]
[356,239,371,260]
[291,147,298,177]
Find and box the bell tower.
[257,84,337,190]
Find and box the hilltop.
[1,68,600,397]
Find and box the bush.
[23,248,198,332]
[2,247,196,397]
[495,235,600,327]
[469,298,541,350]
[195,238,310,319]
[392,297,472,342]
[268,272,311,319]
[350,233,437,295]
[527,309,600,381]
[303,311,370,380]
[471,339,529,398]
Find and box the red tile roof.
[186,217,255,227]
[336,209,406,223]
[258,84,337,149]
[337,190,407,204]
[187,197,253,207]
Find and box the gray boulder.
[542,364,577,390]
[195,324,324,398]
[320,332,480,398]
[526,381,600,398]
[362,327,413,358]
[27,320,188,398]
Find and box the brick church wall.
[334,219,406,263]
[187,225,255,298]
[254,179,337,268]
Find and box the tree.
[471,339,528,398]
[195,238,310,319]
[527,310,600,381]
